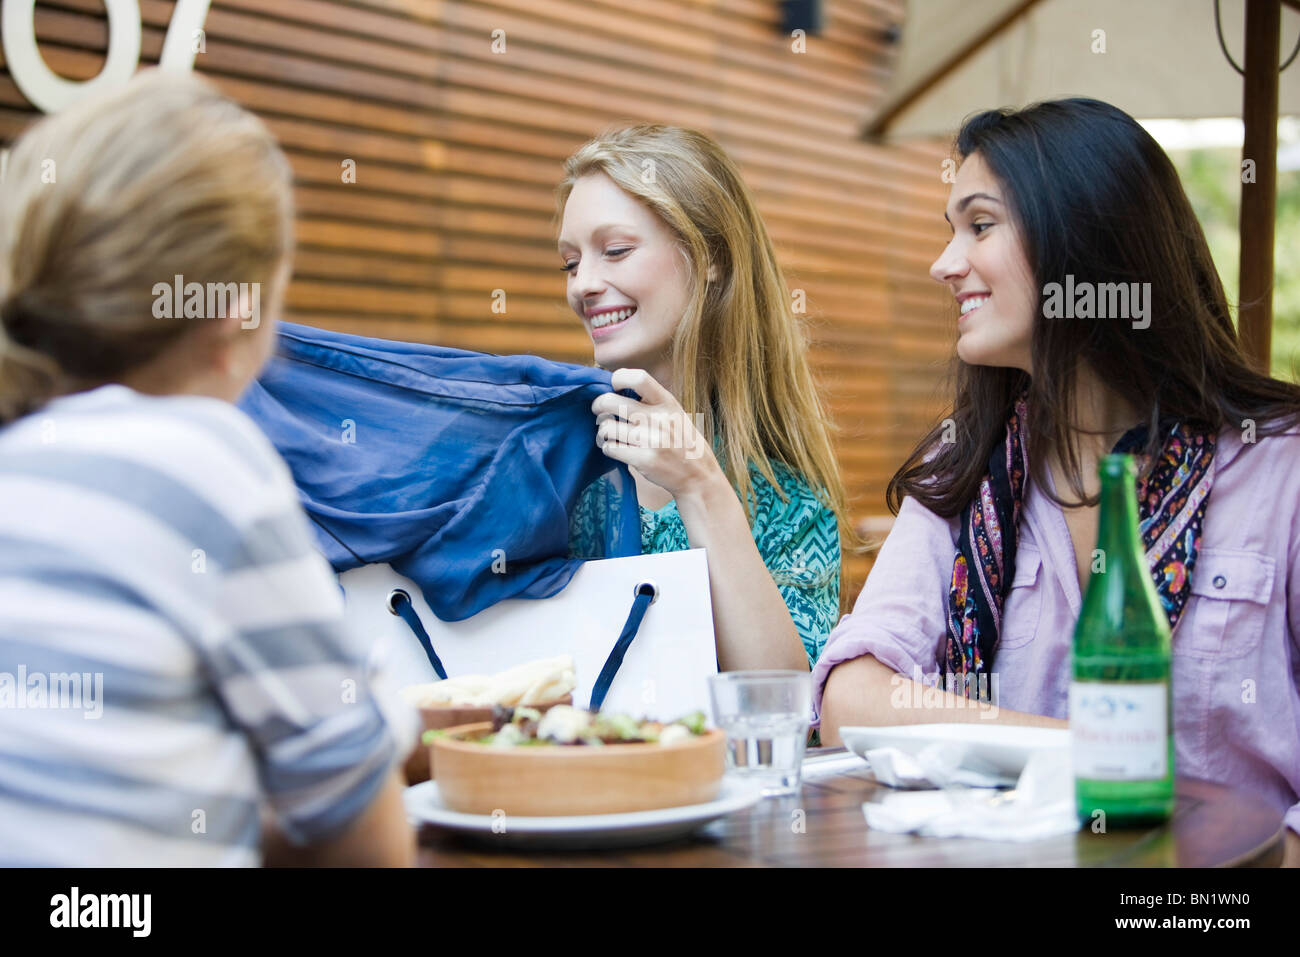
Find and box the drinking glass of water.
[708,670,812,796]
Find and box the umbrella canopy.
[867,0,1299,136]
[865,0,1300,369]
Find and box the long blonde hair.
[0,69,294,424]
[557,125,853,548]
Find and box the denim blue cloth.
[238,322,641,621]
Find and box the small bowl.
[402,696,572,784]
[430,721,726,817]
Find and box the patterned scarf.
[944,397,1216,698]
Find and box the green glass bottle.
[1071,454,1174,828]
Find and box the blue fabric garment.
[238,321,641,622]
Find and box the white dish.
[404,777,764,849]
[838,724,1070,779]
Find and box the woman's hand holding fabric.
[591,368,726,502]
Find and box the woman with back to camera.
[815,99,1300,866]
[559,125,850,673]
[0,70,414,866]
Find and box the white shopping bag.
[339,549,717,720]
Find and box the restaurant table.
[414,748,1285,867]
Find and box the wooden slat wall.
[1,0,956,596]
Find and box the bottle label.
[1069,681,1168,780]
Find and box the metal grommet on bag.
[386,588,411,615]
[634,580,658,604]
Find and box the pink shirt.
[812,425,1300,836]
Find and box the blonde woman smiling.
[560,126,849,672]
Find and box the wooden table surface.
[414,749,1285,867]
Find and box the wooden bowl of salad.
[430,706,725,817]
[400,656,577,784]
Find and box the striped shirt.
[0,385,401,866]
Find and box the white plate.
[838,724,1070,779]
[404,777,764,849]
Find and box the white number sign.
[2,0,213,114]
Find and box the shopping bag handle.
[589,580,658,711]
[387,589,448,680]
[386,579,658,706]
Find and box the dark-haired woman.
[817,98,1300,866]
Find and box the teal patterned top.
[569,460,841,667]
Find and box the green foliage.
[1170,147,1300,382]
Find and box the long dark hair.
[888,97,1300,516]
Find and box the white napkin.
[862,748,1081,842]
[801,752,874,781]
[864,743,1014,789]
